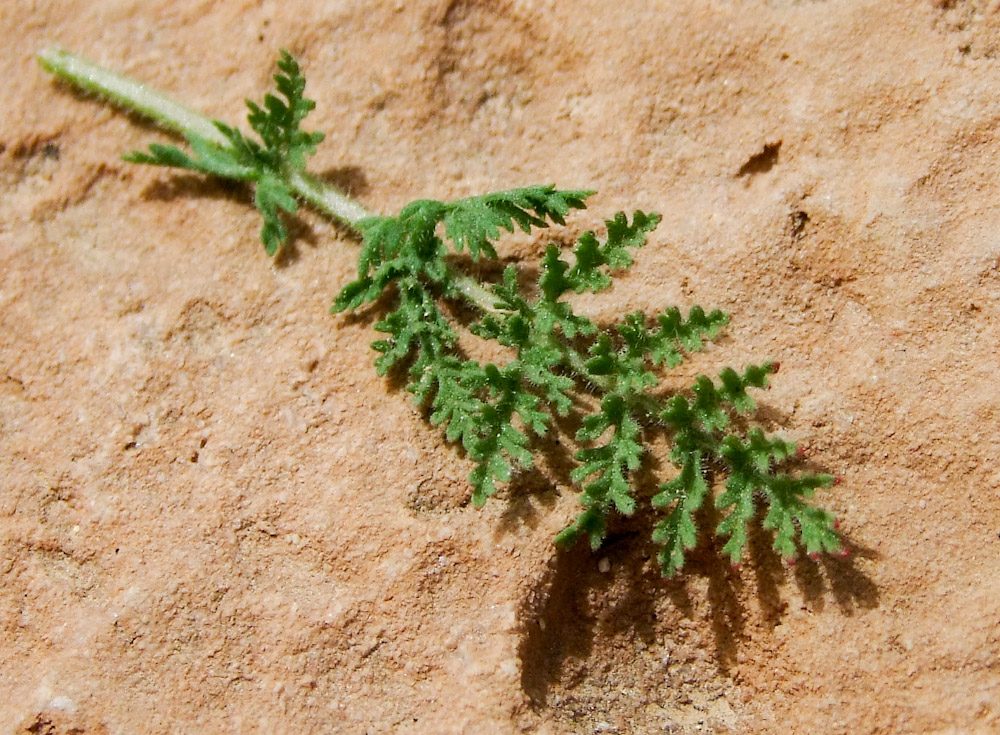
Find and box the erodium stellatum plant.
[38,48,845,575]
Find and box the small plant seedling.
[38,48,843,575]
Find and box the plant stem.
[38,47,230,146]
[451,276,508,315]
[38,47,370,226]
[284,169,370,227]
[38,48,516,317]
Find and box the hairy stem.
[284,169,371,227]
[39,50,545,324]
[450,276,509,315]
[41,47,506,312]
[38,47,370,226]
[38,47,229,145]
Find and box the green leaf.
[425,359,545,507]
[563,391,643,547]
[124,50,324,255]
[519,345,574,416]
[567,210,660,293]
[430,361,487,449]
[347,273,458,404]
[715,431,838,563]
[255,174,298,255]
[444,186,591,260]
[652,450,709,576]
[717,363,775,414]
[355,216,407,276]
[245,49,324,171]
[651,306,730,367]
[716,471,757,565]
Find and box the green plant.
[38,47,844,574]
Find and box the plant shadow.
[326,233,879,705]
[513,399,880,708]
[518,503,879,707]
[137,169,365,266]
[316,164,370,200]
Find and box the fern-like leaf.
[561,392,644,548]
[429,362,541,506]
[716,469,759,565]
[123,50,322,254]
[245,50,324,171]
[568,210,660,293]
[652,306,730,367]
[371,278,456,377]
[652,450,709,576]
[444,186,591,259]
[716,429,840,563]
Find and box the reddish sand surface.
[3,1,999,733]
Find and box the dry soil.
[2,1,999,733]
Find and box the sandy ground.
[3,1,1000,733]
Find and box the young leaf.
[245,50,324,170]
[568,210,660,292]
[652,450,709,576]
[444,186,592,259]
[124,50,323,254]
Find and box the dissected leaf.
[444,186,591,259]
[124,50,323,255]
[64,48,845,579]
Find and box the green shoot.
[120,51,325,254]
[38,47,844,575]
